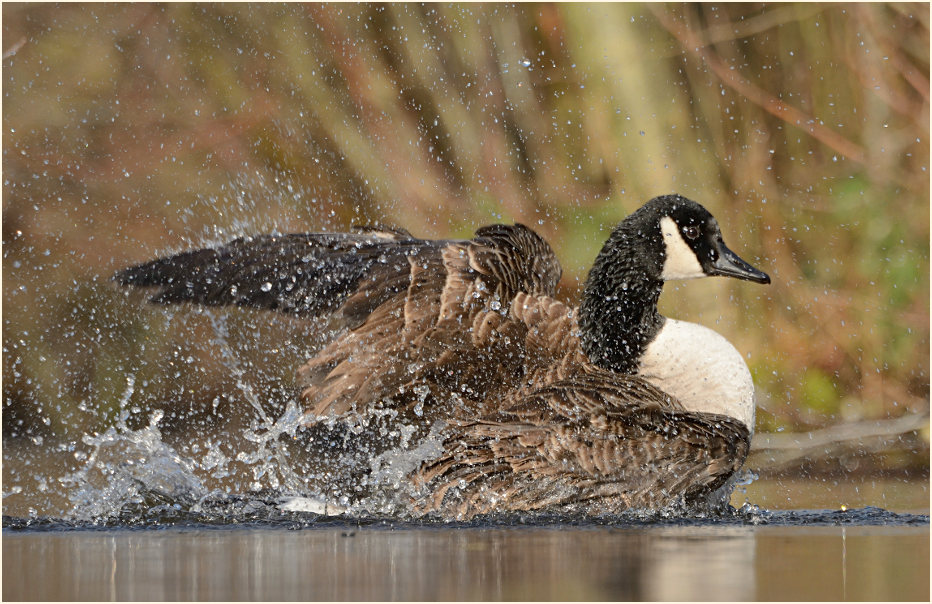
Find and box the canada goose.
[116,194,770,519]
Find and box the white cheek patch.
[659,216,705,280]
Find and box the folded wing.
[413,368,751,518]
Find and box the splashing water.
[45,313,456,524]
[63,377,208,521]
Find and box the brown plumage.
[116,196,765,519]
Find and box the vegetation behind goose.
[116,194,771,519]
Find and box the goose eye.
[683,225,700,240]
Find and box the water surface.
[3,520,928,601]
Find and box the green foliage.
[801,368,842,416]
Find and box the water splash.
[44,307,456,523]
[63,377,208,521]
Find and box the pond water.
[3,516,929,601]
[3,472,928,601]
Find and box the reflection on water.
[3,525,928,601]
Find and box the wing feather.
[413,371,750,518]
[296,224,562,421]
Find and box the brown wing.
[114,223,560,331]
[411,368,751,519]
[115,222,564,422]
[114,227,423,322]
[297,224,564,421]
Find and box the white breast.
[637,318,756,432]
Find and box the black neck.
[578,227,666,374]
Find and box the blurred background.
[3,3,929,484]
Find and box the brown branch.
[3,36,26,59]
[650,6,868,166]
[701,3,826,45]
[748,413,930,470]
[855,4,930,104]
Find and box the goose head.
[578,194,770,375]
[619,195,771,285]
